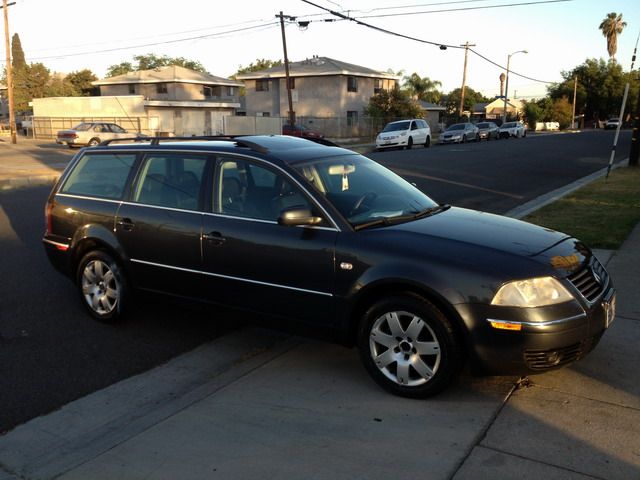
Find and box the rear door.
[201,155,338,324]
[114,151,209,297]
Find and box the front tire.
[87,138,100,146]
[424,136,431,148]
[357,294,463,398]
[76,250,128,323]
[406,137,413,150]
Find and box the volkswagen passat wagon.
[43,135,616,398]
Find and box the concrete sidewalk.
[0,138,638,479]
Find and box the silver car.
[440,123,479,144]
[56,122,140,148]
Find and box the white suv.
[376,119,431,150]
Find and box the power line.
[351,0,572,18]
[18,22,280,62]
[300,0,558,83]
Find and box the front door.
[201,155,338,325]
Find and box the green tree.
[548,58,633,121]
[66,69,98,96]
[106,54,207,77]
[11,33,26,71]
[402,73,442,103]
[548,96,573,129]
[599,12,627,60]
[233,58,283,77]
[46,74,77,97]
[521,100,543,127]
[12,62,51,112]
[441,87,488,115]
[364,87,422,124]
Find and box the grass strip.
[523,166,640,249]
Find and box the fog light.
[546,351,561,365]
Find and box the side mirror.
[278,207,323,227]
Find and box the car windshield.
[477,123,490,128]
[292,154,438,228]
[446,124,465,131]
[502,122,517,128]
[382,121,410,132]
[73,123,93,131]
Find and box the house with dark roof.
[235,56,398,122]
[92,65,243,135]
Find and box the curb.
[0,174,60,192]
[504,158,628,219]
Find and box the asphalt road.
[0,129,631,432]
[370,129,632,214]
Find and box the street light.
[502,49,528,124]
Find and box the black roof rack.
[97,134,340,153]
[97,135,269,154]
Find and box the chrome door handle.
[203,231,226,245]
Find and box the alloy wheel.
[81,259,119,315]
[369,310,441,387]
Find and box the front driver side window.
[216,157,320,223]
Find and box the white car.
[605,118,620,130]
[499,121,526,138]
[56,122,144,148]
[376,119,431,150]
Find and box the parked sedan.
[440,123,479,144]
[499,121,526,138]
[56,122,141,148]
[282,123,324,139]
[604,118,620,130]
[476,122,499,141]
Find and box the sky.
[4,0,639,100]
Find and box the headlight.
[491,277,573,307]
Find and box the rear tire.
[76,250,128,323]
[357,293,463,398]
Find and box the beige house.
[481,98,523,120]
[86,65,240,135]
[236,56,397,122]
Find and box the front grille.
[524,334,602,370]
[567,257,608,302]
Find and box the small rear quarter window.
[61,153,136,200]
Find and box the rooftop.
[93,65,243,87]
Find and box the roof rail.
[97,135,269,154]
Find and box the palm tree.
[402,73,442,103]
[599,12,627,60]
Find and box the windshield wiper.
[353,205,450,231]
[411,204,450,219]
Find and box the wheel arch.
[70,226,130,283]
[343,280,471,354]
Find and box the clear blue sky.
[6,0,639,100]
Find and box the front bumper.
[456,284,616,375]
[440,136,462,144]
[376,137,407,149]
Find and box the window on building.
[374,79,382,94]
[156,83,168,94]
[203,86,213,97]
[347,76,358,93]
[262,112,271,117]
[287,77,295,90]
[347,111,358,126]
[256,79,269,92]
[228,86,236,96]
[128,84,136,94]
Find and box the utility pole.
[2,0,16,144]
[458,42,475,118]
[571,76,578,130]
[277,11,295,128]
[629,41,639,166]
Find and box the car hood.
[379,130,406,137]
[364,207,588,276]
[443,130,463,136]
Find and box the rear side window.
[61,153,136,200]
[133,154,207,211]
